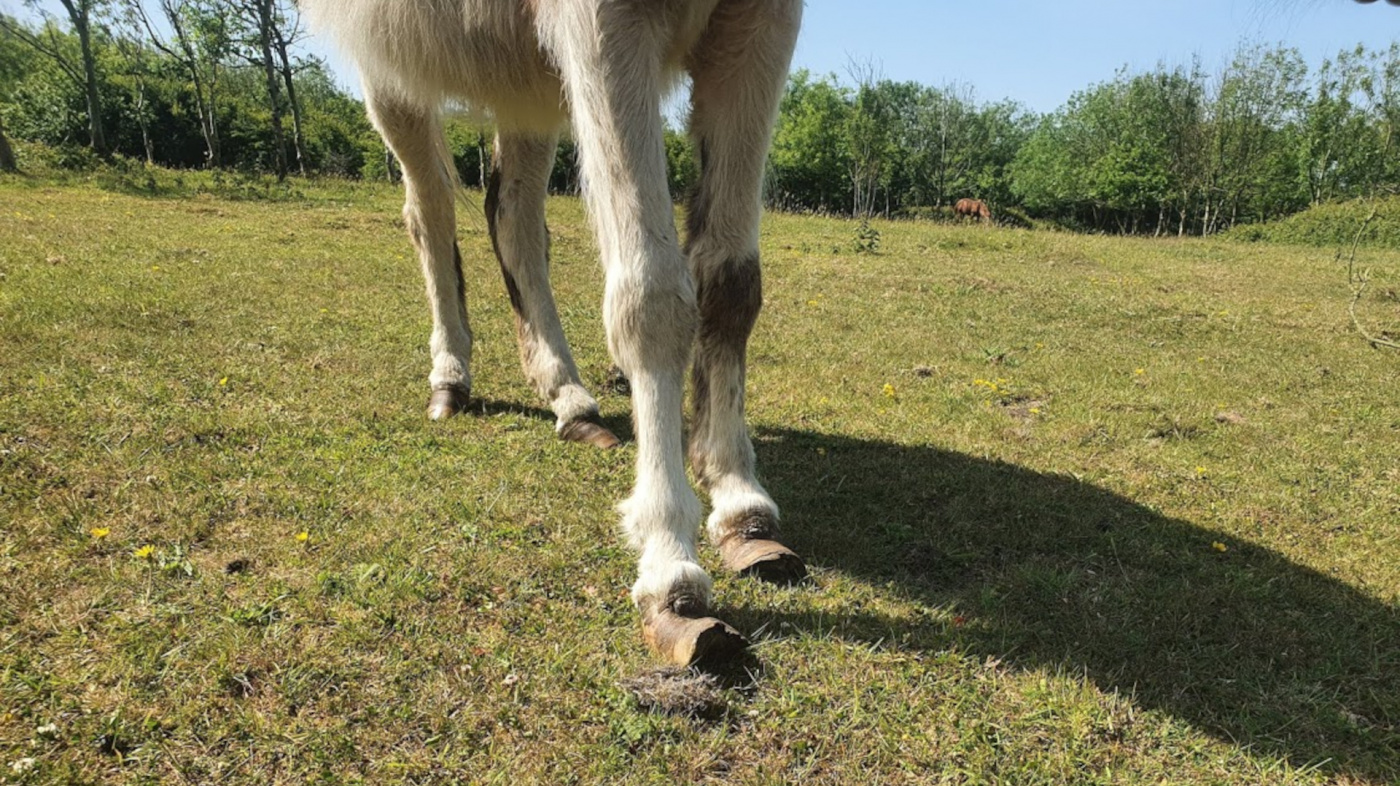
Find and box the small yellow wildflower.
[1196,466,1207,476]
[806,299,819,306]
[218,377,228,387]
[133,545,155,559]
[320,308,329,313]
[150,265,160,272]
[295,531,310,543]
[1034,342,1045,350]
[1211,541,1228,553]
[882,383,896,399]
[90,527,110,539]
[1029,407,1041,415]
[1134,368,1145,376]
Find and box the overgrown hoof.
[642,604,748,669]
[559,413,622,449]
[427,386,471,420]
[726,539,807,584]
[718,510,808,585]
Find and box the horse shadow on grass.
[729,427,1399,782]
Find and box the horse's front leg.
[541,2,745,665]
[686,0,807,584]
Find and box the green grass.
[1,171,1398,785]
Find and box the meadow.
[1,173,1398,784]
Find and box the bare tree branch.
[1337,202,1400,351]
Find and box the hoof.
[642,604,748,668]
[559,413,622,449]
[427,386,470,420]
[723,539,807,584]
[717,510,808,585]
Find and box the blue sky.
[786,0,1399,112]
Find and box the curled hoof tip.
[426,387,470,420]
[723,538,808,585]
[739,550,808,585]
[559,414,622,449]
[643,608,748,667]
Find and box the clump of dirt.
[620,667,726,719]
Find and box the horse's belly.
[305,0,564,129]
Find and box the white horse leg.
[686,0,805,582]
[487,132,618,448]
[539,3,744,665]
[365,89,472,419]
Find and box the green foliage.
[1224,195,1400,247]
[663,127,696,199]
[852,217,880,253]
[4,6,1400,239]
[768,69,852,212]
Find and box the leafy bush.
[1223,197,1400,248]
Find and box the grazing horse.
[953,198,992,222]
[302,0,805,666]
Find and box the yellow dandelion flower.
[134,545,155,559]
[90,527,110,539]
[218,377,228,387]
[295,531,310,543]
[1134,368,1145,375]
[882,383,896,399]
[1029,407,1041,415]
[1196,466,1207,476]
[1211,541,1228,553]
[151,265,160,272]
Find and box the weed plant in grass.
[1,173,1398,784]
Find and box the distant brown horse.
[954,198,992,222]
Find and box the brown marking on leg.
[639,591,747,668]
[559,411,622,449]
[715,508,807,584]
[688,253,762,483]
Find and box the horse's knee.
[604,266,697,375]
[696,254,762,351]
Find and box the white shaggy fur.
[303,0,802,620]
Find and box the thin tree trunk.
[275,42,306,175]
[243,0,287,178]
[477,131,487,188]
[61,0,108,157]
[0,114,18,173]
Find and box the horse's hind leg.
[487,132,617,447]
[686,0,806,583]
[366,89,472,419]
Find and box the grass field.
[2,172,1398,785]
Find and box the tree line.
[767,42,1400,234]
[0,0,377,178]
[2,4,1398,235]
